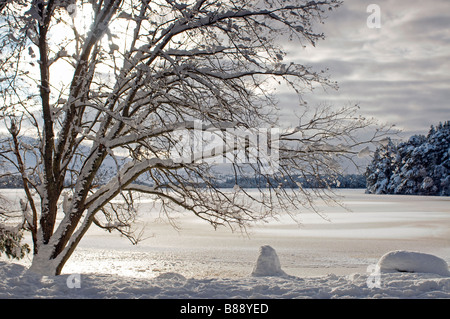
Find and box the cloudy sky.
[280,0,450,139]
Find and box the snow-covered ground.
[1,189,449,298]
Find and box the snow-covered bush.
[366,121,450,196]
[0,227,30,260]
[0,195,30,260]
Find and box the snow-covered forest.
[366,121,450,196]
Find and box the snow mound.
[251,245,287,277]
[377,250,450,276]
[155,272,187,281]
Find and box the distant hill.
[0,136,366,190]
[0,136,129,189]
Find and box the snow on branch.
[84,158,181,214]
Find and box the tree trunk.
[28,243,61,276]
[28,225,93,276]
[28,203,98,276]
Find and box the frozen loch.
[1,189,450,298]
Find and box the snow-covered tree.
[366,121,450,196]
[0,0,385,275]
[365,138,398,194]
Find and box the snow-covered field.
[1,189,449,299]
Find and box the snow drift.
[1,259,450,299]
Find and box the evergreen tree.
[365,138,398,194]
[366,121,450,196]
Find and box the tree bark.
[36,1,60,246]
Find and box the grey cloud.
[277,0,450,139]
